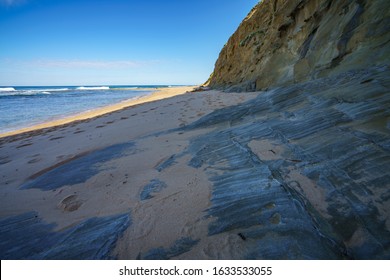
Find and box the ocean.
[0,85,170,134]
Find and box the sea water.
[0,85,168,134]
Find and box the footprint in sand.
[58,194,83,212]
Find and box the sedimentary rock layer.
[193,66,390,259]
[206,0,390,91]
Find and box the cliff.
[206,0,390,91]
[192,0,390,259]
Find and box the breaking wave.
[0,88,69,96]
[76,86,110,90]
[0,87,16,92]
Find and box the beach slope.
[1,0,390,259]
[1,67,390,259]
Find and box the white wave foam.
[24,88,69,93]
[17,91,43,96]
[112,87,138,90]
[0,92,24,96]
[0,88,68,95]
[0,89,65,96]
[0,87,16,92]
[42,88,69,92]
[76,86,110,90]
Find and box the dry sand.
[0,86,196,138]
[0,86,259,259]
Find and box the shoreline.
[0,86,196,139]
[2,69,388,259]
[0,87,259,259]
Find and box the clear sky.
[0,0,259,86]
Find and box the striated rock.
[20,142,135,191]
[201,1,390,259]
[206,0,390,91]
[0,211,131,259]
[190,66,390,259]
[199,0,390,259]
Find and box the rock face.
[191,66,390,259]
[198,0,390,259]
[206,0,390,91]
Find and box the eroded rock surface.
[189,66,390,259]
[0,211,131,259]
[206,0,390,91]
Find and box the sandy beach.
[2,0,389,262]
[0,86,196,138]
[0,86,259,259]
[1,67,390,260]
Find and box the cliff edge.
[206,0,390,91]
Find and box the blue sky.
[0,0,259,86]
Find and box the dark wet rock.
[0,211,131,259]
[188,128,343,259]
[191,86,211,92]
[140,179,167,200]
[20,142,135,191]
[185,67,390,259]
[141,237,200,260]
